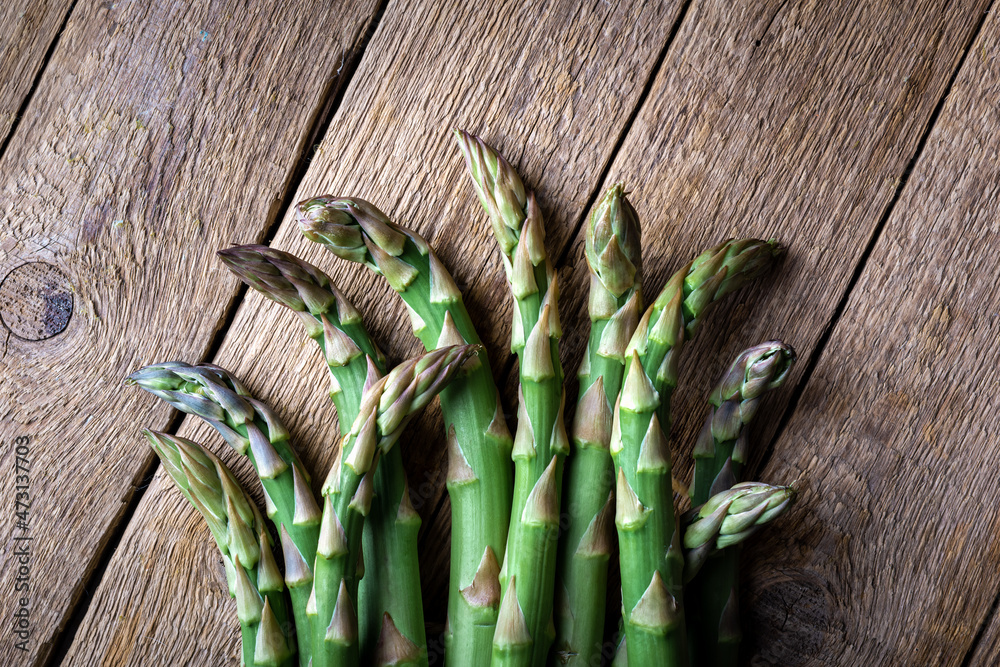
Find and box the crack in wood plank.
[0,0,78,157]
[754,0,997,481]
[417,0,697,548]
[31,0,1000,663]
[49,2,391,665]
[74,1,688,660]
[0,0,384,664]
[743,5,1000,663]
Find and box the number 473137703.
[13,435,30,532]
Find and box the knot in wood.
[0,262,74,340]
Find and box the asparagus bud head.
[585,183,642,298]
[707,341,797,446]
[297,195,407,268]
[453,128,528,256]
[682,482,796,580]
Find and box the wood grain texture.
[555,0,991,499]
[969,598,1000,666]
[45,1,1000,666]
[0,0,379,664]
[541,0,993,658]
[0,0,74,144]
[745,8,1000,665]
[68,0,684,660]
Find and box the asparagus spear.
[690,341,795,505]
[554,184,643,666]
[685,342,795,667]
[313,344,482,666]
[297,196,514,665]
[454,130,567,667]
[612,239,781,666]
[128,363,319,667]
[144,430,295,667]
[219,245,425,662]
[682,482,795,579]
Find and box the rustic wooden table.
[2,0,998,664]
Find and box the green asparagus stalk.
[128,363,319,666]
[144,430,295,667]
[685,342,795,667]
[219,245,426,662]
[296,196,514,665]
[612,239,781,666]
[454,129,567,667]
[312,344,482,667]
[682,482,796,579]
[554,184,643,666]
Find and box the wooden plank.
[969,599,1000,665]
[0,0,380,664]
[745,8,1000,664]
[541,0,993,656]
[554,0,991,494]
[65,0,685,660]
[0,0,75,144]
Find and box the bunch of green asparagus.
[127,131,800,667]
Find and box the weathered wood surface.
[3,0,999,665]
[63,0,684,663]
[0,0,74,144]
[545,0,994,657]
[746,8,1000,665]
[0,0,380,664]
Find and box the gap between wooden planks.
[0,0,381,665]
[63,0,684,664]
[493,0,993,657]
[746,5,1000,665]
[0,0,75,148]
[60,0,995,666]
